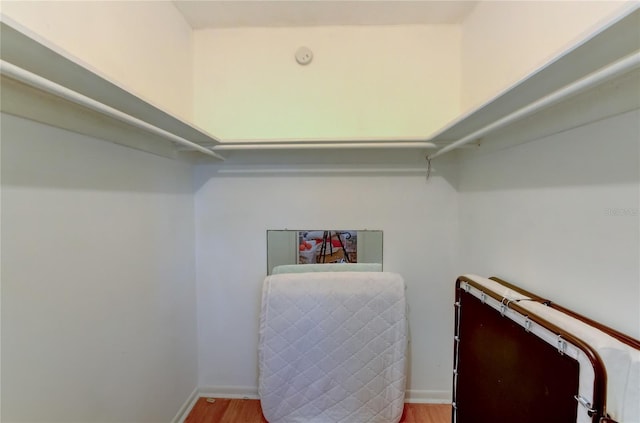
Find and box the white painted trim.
[404,390,452,404]
[212,142,436,151]
[195,386,450,404]
[199,385,260,400]
[219,137,433,144]
[171,387,200,423]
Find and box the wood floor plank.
[401,403,452,422]
[185,398,232,423]
[235,399,268,422]
[186,398,451,423]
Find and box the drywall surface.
[0,114,198,422]
[458,109,640,338]
[460,1,632,112]
[0,0,194,120]
[194,161,460,401]
[193,25,461,140]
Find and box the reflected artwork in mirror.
[267,230,383,275]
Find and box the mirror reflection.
[267,230,383,275]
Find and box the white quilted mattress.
[258,272,407,423]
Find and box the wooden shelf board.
[0,16,220,155]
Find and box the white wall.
[460,0,632,111]
[0,0,194,121]
[2,4,638,416]
[1,114,198,422]
[458,109,640,338]
[193,25,461,140]
[193,161,460,401]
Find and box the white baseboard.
[195,386,449,403]
[404,390,451,404]
[199,385,260,400]
[171,387,199,423]
[199,386,451,404]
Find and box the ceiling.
[172,1,479,29]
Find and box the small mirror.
[267,230,383,275]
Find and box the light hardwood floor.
[185,398,451,423]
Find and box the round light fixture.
[295,47,313,65]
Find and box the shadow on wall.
[192,148,460,193]
[454,109,639,338]
[456,107,639,192]
[1,113,193,194]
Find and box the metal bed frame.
[452,275,639,423]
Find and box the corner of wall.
[171,388,200,423]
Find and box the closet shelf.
[210,140,436,151]
[0,15,436,162]
[427,6,640,160]
[1,6,638,164]
[0,16,224,161]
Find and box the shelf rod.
[428,50,640,160]
[216,167,429,174]
[212,142,436,151]
[0,60,226,161]
[219,137,431,145]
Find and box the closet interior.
[1,2,638,422]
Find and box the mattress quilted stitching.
[259,272,407,423]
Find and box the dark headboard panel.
[454,285,580,423]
